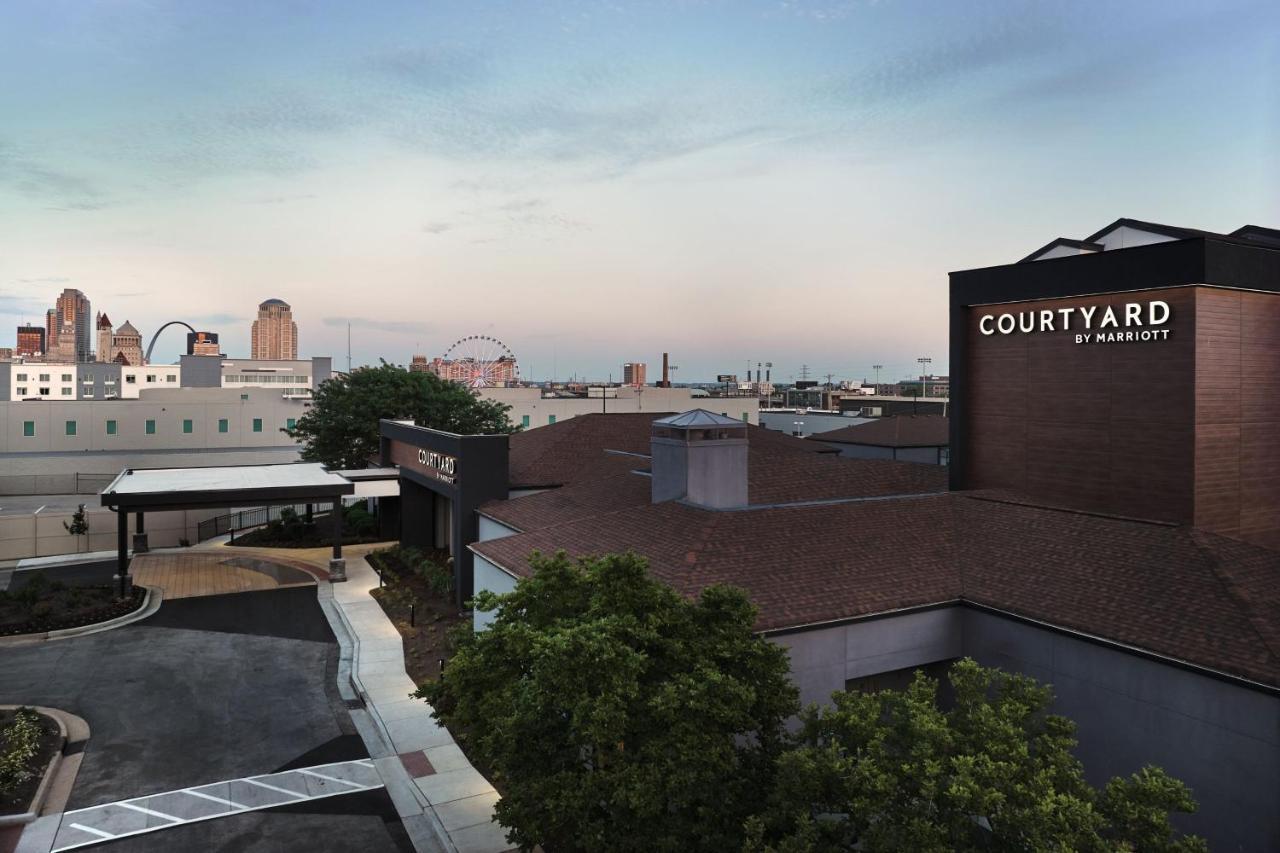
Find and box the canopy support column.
[115,510,133,597]
[329,501,346,583]
[132,510,149,553]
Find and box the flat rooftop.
[101,462,353,509]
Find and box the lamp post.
[873,364,883,391]
[917,357,932,398]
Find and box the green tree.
[286,362,514,469]
[63,503,89,552]
[744,659,1206,853]
[419,550,799,853]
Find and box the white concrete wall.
[0,505,220,561]
[771,607,963,708]
[472,553,519,630]
[477,515,519,542]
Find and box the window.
[125,374,137,384]
[165,375,176,383]
[38,373,49,382]
[145,374,157,383]
[82,373,93,382]
[65,420,76,436]
[218,418,228,433]
[22,421,34,437]
[106,419,117,435]
[548,414,556,425]
[60,387,72,396]
[182,419,193,434]
[240,394,249,401]
[83,391,94,398]
[742,412,749,422]
[61,373,72,382]
[15,373,26,381]
[286,417,296,430]
[15,387,26,396]
[38,387,49,396]
[252,418,262,432]
[145,419,156,435]
[521,414,530,428]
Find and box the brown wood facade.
[961,284,1280,546]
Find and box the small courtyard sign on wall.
[417,449,458,484]
[979,299,1172,344]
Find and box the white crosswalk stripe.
[50,758,383,851]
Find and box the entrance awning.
[99,462,357,593]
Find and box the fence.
[74,473,117,495]
[196,502,336,542]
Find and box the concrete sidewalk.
[324,553,510,853]
[195,540,510,853]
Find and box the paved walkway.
[130,551,319,599]
[193,541,511,853]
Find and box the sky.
[2,0,1278,383]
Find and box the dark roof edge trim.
[763,600,1278,696]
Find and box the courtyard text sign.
[979,300,1171,344]
[417,449,458,485]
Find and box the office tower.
[251,298,298,360]
[187,331,221,356]
[112,320,143,366]
[54,288,91,362]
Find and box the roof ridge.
[1185,529,1280,669]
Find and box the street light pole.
[917,357,932,398]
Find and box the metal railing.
[196,502,336,542]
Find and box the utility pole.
[799,364,811,381]
[873,364,883,388]
[917,357,932,398]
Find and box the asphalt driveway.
[0,586,412,852]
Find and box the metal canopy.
[100,462,354,512]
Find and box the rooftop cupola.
[650,409,748,508]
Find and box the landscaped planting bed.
[367,546,469,684]
[0,574,144,637]
[229,506,386,549]
[0,708,61,816]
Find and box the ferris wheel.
[441,335,519,388]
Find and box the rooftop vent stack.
[650,409,748,508]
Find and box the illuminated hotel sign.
[417,449,458,484]
[979,299,1172,344]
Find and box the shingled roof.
[472,491,1280,688]
[815,414,949,448]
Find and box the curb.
[0,587,160,648]
[0,706,89,828]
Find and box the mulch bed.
[0,709,61,816]
[0,585,145,637]
[366,548,468,685]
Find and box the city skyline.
[2,0,1278,379]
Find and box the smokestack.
[766,365,771,383]
[662,352,670,388]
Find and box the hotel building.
[373,218,1280,850]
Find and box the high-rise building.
[95,313,113,362]
[53,288,92,362]
[251,298,298,360]
[45,309,56,355]
[16,325,45,358]
[623,362,647,386]
[409,354,430,373]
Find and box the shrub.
[0,709,46,798]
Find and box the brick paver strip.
[399,750,436,778]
